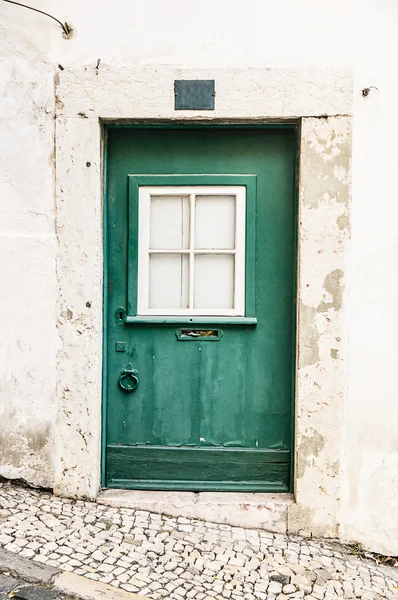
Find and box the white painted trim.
[189,192,195,311]
[234,187,246,317]
[137,185,246,316]
[137,187,151,316]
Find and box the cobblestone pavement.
[0,572,70,599]
[0,483,397,600]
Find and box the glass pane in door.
[194,254,234,309]
[195,195,235,249]
[149,254,189,308]
[150,195,190,249]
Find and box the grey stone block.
[0,572,21,592]
[11,585,60,600]
[0,549,59,584]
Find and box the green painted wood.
[107,479,289,492]
[125,317,258,326]
[101,135,109,486]
[105,126,297,491]
[106,446,289,492]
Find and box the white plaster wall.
[0,12,57,487]
[1,0,397,554]
[341,0,398,556]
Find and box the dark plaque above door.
[174,80,215,110]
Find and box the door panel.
[105,127,297,491]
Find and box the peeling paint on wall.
[0,420,53,488]
[318,269,344,313]
[296,430,326,479]
[291,116,351,540]
[336,212,349,231]
[298,304,320,368]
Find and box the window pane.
[149,254,189,309]
[194,254,234,309]
[195,195,235,249]
[150,195,189,249]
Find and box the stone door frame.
[54,67,352,538]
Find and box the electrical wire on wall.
[1,0,72,36]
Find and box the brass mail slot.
[175,329,223,342]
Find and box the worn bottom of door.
[104,126,297,492]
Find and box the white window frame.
[137,185,246,316]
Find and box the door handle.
[118,364,139,393]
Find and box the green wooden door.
[104,126,297,492]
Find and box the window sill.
[125,316,257,326]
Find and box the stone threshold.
[97,490,294,534]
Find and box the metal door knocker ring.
[118,365,139,392]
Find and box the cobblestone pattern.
[0,483,397,600]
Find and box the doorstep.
[97,490,294,534]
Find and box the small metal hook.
[361,86,379,97]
